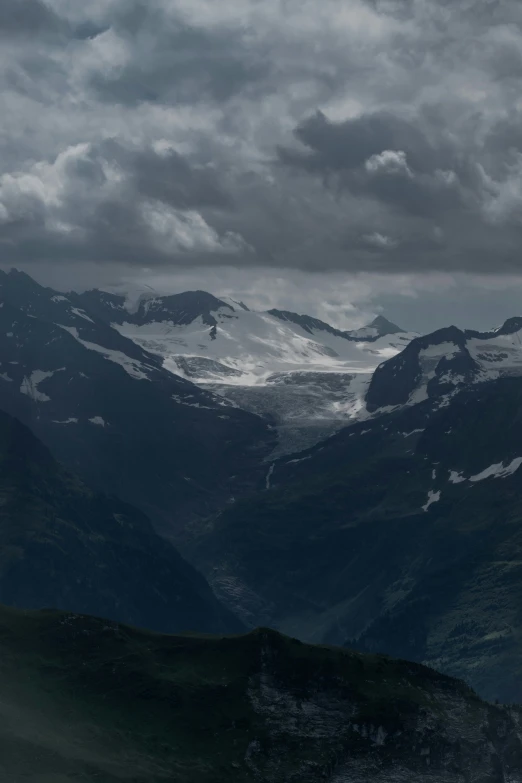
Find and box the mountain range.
[75,285,417,455]
[0,269,275,540]
[4,266,522,710]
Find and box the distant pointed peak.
[368,315,403,334]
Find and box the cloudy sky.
[3,0,522,331]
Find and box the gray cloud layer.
[2,0,522,273]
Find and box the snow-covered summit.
[77,288,416,386]
[347,315,404,340]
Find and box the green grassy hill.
[0,604,520,782]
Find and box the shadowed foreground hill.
[0,605,521,782]
[0,409,242,635]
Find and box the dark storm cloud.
[0,0,67,37]
[88,3,271,106]
[3,0,522,274]
[278,110,438,174]
[278,109,467,219]
[109,142,234,210]
[0,139,242,265]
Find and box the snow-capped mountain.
[347,314,404,340]
[78,289,414,382]
[76,287,417,455]
[0,270,275,539]
[366,318,522,413]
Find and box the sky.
[3,0,522,332]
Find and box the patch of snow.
[0,373,12,382]
[171,394,215,409]
[432,469,436,480]
[438,371,465,385]
[88,416,106,426]
[20,370,55,402]
[265,463,275,489]
[51,295,68,302]
[436,391,461,409]
[420,341,461,360]
[70,307,94,323]
[287,454,312,464]
[449,470,466,484]
[401,429,425,438]
[422,490,441,512]
[469,457,522,482]
[58,325,151,381]
[53,418,78,424]
[407,383,431,405]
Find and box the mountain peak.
[3,267,43,290]
[135,290,234,326]
[367,315,403,335]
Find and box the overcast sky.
[3,0,522,331]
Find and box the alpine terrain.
[190,320,522,703]
[77,286,417,455]
[0,269,275,540]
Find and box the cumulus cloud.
[2,0,522,276]
[363,232,397,249]
[365,150,412,177]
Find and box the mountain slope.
[0,408,242,634]
[0,269,275,538]
[366,318,522,413]
[190,374,522,701]
[0,605,520,782]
